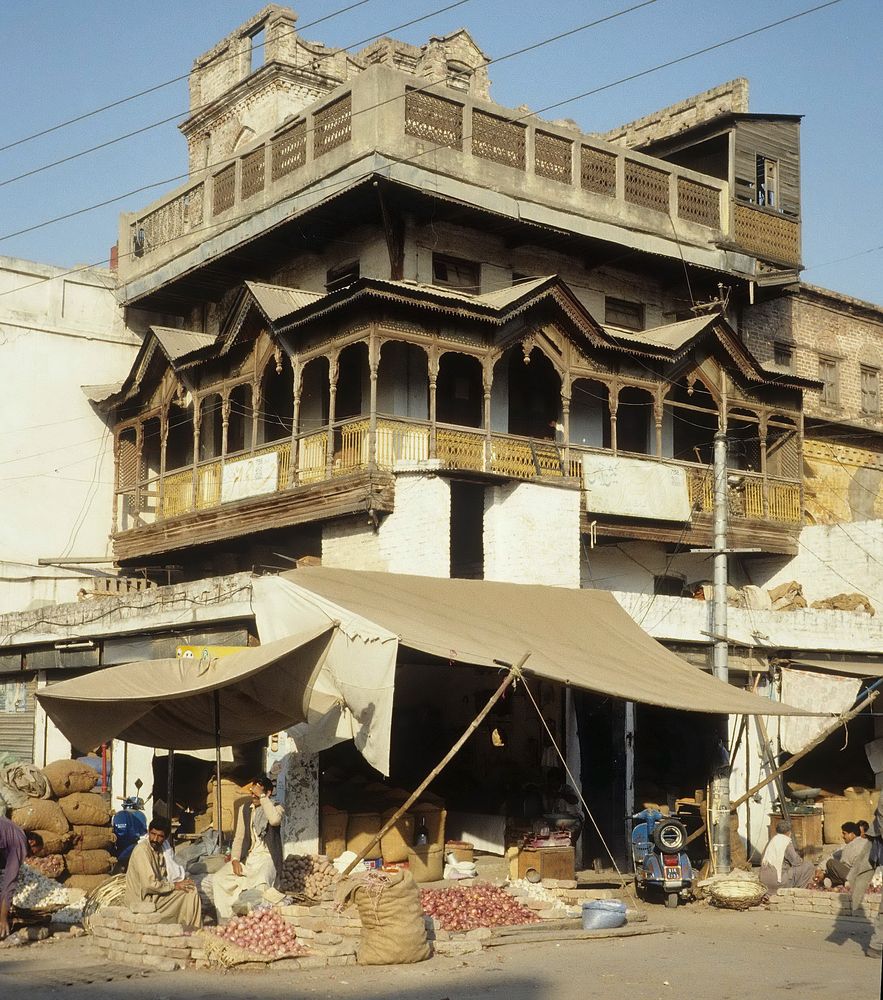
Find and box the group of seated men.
[759,817,876,896]
[125,773,283,930]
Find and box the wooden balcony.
[114,416,802,561]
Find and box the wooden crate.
[768,811,823,860]
[517,846,575,882]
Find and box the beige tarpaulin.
[261,569,815,717]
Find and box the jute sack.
[59,792,111,827]
[42,760,98,798]
[64,873,113,892]
[73,824,115,851]
[11,799,70,835]
[64,848,114,876]
[32,829,75,855]
[349,870,430,965]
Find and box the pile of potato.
[278,854,339,898]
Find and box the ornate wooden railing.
[115,417,801,530]
[733,203,801,266]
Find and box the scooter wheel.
[664,893,679,909]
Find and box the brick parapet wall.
[767,887,880,919]
[88,906,199,972]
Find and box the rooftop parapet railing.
[118,68,732,288]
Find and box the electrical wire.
[0,0,381,154]
[1,0,837,249]
[0,0,659,239]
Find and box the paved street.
[1,904,879,1000]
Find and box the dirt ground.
[1,902,880,1000]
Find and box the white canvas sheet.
[582,453,692,521]
[777,668,860,753]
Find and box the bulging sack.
[11,799,70,834]
[42,760,99,797]
[64,848,114,876]
[59,792,111,827]
[344,870,430,965]
[32,829,75,855]
[73,824,115,851]
[64,873,113,892]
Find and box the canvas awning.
[786,657,883,679]
[254,569,814,718]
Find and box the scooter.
[111,781,148,872]
[630,808,693,908]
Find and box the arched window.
[727,408,762,472]
[570,379,611,450]
[493,346,561,439]
[377,342,429,419]
[165,399,194,470]
[336,343,369,421]
[617,386,654,455]
[260,355,294,444]
[227,383,253,454]
[437,353,484,428]
[663,376,719,464]
[199,394,223,461]
[300,357,330,432]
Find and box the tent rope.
[520,677,642,909]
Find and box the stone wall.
[89,906,200,972]
[767,886,880,920]
[601,79,749,149]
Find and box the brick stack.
[767,887,881,921]
[278,901,360,968]
[88,906,199,972]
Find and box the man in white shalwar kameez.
[212,775,284,920]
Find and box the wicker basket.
[708,878,766,910]
[82,873,127,932]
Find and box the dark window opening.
[437,353,483,428]
[605,297,645,331]
[450,481,485,580]
[665,378,718,465]
[653,574,686,597]
[260,356,294,443]
[432,253,480,293]
[505,347,561,440]
[773,342,794,369]
[616,387,653,455]
[336,343,367,420]
[165,402,194,471]
[141,417,162,479]
[755,154,779,210]
[326,260,360,292]
[198,395,224,461]
[227,384,253,454]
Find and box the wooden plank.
[114,470,395,562]
[483,924,670,947]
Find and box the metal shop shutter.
[0,675,36,763]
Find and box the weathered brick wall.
[483,482,580,587]
[767,887,880,919]
[89,906,200,972]
[742,287,883,429]
[322,473,451,576]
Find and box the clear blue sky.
[1,0,880,304]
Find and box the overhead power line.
[0,0,379,154]
[0,0,656,192]
[0,0,842,282]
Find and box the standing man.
[0,816,30,939]
[125,816,201,929]
[212,774,284,919]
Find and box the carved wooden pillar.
[111,431,121,534]
[759,413,769,517]
[326,355,339,478]
[561,378,571,473]
[221,392,231,459]
[610,395,619,455]
[428,352,439,460]
[483,361,493,474]
[251,381,262,453]
[654,396,664,458]
[192,398,201,510]
[368,339,379,471]
[290,364,302,486]
[158,410,169,519]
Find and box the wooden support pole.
[685,691,878,846]
[342,654,530,875]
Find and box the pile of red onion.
[420,884,540,932]
[211,907,307,958]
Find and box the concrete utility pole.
[711,429,732,874]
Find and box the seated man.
[213,774,284,920]
[824,821,870,888]
[125,816,201,929]
[0,818,42,940]
[759,820,814,895]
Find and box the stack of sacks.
[196,778,250,836]
[8,762,74,874]
[43,760,115,892]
